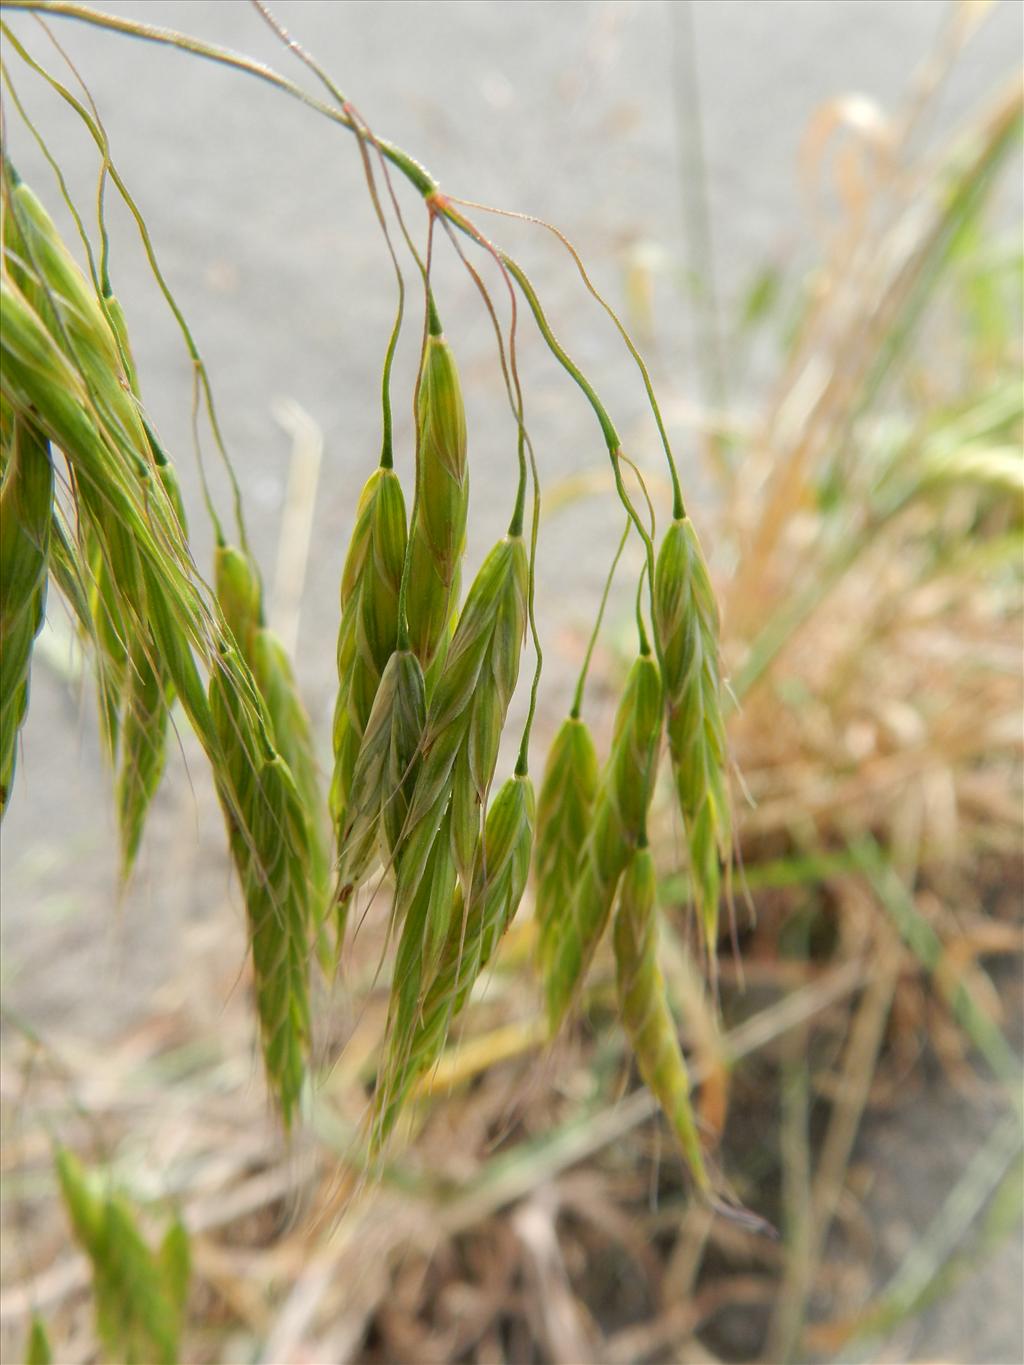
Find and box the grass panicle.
[330,466,407,883]
[533,713,599,973]
[545,649,663,1032]
[405,331,469,672]
[375,771,535,1148]
[653,516,731,953]
[613,843,710,1192]
[0,415,52,818]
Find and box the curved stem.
[571,517,630,719]
[2,0,440,196]
[497,249,658,605]
[451,193,687,518]
[5,21,248,549]
[395,219,437,649]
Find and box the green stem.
[0,63,100,293]
[4,21,246,550]
[2,0,440,195]
[571,518,630,718]
[452,194,687,518]
[395,246,437,648]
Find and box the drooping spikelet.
[252,626,329,903]
[330,467,406,857]
[209,652,312,1126]
[653,517,731,952]
[216,543,329,947]
[533,713,599,972]
[4,167,147,456]
[405,330,469,672]
[388,534,528,988]
[115,626,169,876]
[0,416,53,817]
[545,650,663,1032]
[109,301,179,879]
[375,772,535,1147]
[334,645,426,919]
[613,844,710,1191]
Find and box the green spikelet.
[116,628,169,876]
[653,517,731,952]
[405,332,469,670]
[613,845,710,1191]
[533,714,599,972]
[375,772,535,1146]
[335,646,426,920]
[157,1217,191,1321]
[101,301,180,876]
[330,467,406,850]
[252,626,329,907]
[86,529,129,759]
[215,542,329,939]
[54,1147,103,1255]
[214,541,262,654]
[545,651,663,1032]
[4,170,146,456]
[210,656,312,1126]
[389,535,528,984]
[25,1316,52,1365]
[0,417,53,818]
[54,1147,190,1365]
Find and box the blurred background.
[1,2,1022,1362]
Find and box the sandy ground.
[1,2,1022,1361]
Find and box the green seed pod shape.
[545,651,663,1033]
[613,845,710,1191]
[215,542,262,656]
[391,535,528,972]
[330,467,406,837]
[0,418,52,818]
[653,518,731,950]
[376,773,535,1146]
[534,715,599,972]
[405,334,469,670]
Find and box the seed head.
[614,844,710,1191]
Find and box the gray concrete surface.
[1,2,1021,1360]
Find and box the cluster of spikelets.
[0,162,321,1128]
[327,315,535,1150]
[52,1148,190,1365]
[1,161,736,1191]
[331,323,732,1182]
[533,588,725,1192]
